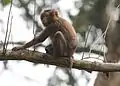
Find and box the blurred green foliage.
[3,0,11,5]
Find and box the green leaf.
[3,0,11,5]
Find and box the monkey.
[12,9,77,68]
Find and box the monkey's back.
[55,18,77,42]
[50,18,77,53]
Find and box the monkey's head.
[40,9,59,26]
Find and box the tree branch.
[0,50,119,72]
[76,47,104,56]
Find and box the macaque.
[12,9,77,67]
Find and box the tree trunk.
[94,0,120,86]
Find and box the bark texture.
[0,50,120,72]
[94,0,120,86]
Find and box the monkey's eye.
[42,15,48,21]
[41,15,47,20]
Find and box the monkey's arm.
[23,29,55,49]
[12,24,58,51]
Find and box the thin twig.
[83,56,103,61]
[33,0,36,51]
[81,25,92,59]
[89,4,120,59]
[6,16,13,50]
[3,0,13,55]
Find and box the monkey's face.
[41,12,51,26]
[40,9,59,27]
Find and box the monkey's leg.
[53,31,67,57]
[53,31,73,68]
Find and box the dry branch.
[0,50,120,72]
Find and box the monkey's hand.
[12,46,24,51]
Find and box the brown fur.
[12,9,77,67]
